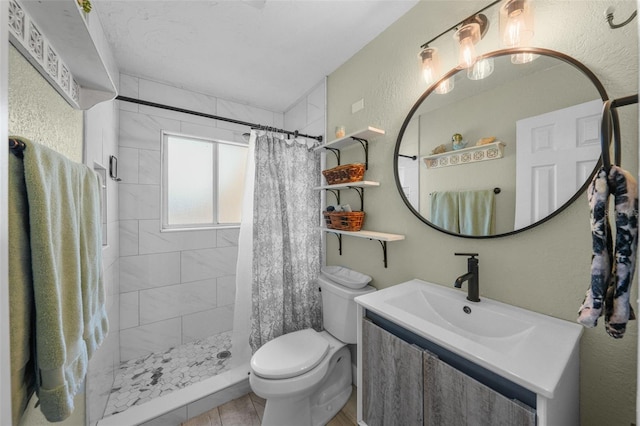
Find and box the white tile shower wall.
[85,96,121,425]
[284,80,326,141]
[117,74,283,362]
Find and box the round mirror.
[394,48,608,238]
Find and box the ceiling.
[94,0,419,112]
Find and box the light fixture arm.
[420,0,500,49]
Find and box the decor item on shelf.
[452,133,468,150]
[423,141,505,169]
[430,144,447,155]
[322,163,365,185]
[476,136,497,146]
[323,211,365,232]
[335,126,346,138]
[77,0,92,13]
[326,204,352,213]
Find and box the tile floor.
[181,387,358,426]
[104,331,233,417]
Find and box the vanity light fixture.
[453,14,489,69]
[500,0,535,63]
[419,46,442,85]
[418,1,500,86]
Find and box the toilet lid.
[251,329,330,379]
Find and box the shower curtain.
[232,130,322,359]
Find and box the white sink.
[355,279,583,399]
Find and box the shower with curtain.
[233,130,322,363]
[96,95,326,424]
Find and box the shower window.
[161,131,247,231]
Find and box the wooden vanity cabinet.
[362,318,536,426]
[423,350,535,425]
[362,316,423,425]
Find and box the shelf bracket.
[374,239,389,268]
[324,147,341,165]
[351,137,369,170]
[326,189,341,205]
[328,232,343,255]
[346,186,365,211]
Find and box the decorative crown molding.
[8,0,81,106]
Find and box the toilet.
[249,274,375,426]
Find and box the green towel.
[16,137,108,422]
[430,191,459,233]
[8,153,35,426]
[458,189,495,236]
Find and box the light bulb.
[419,47,441,85]
[500,0,534,48]
[454,23,481,69]
[504,10,526,46]
[458,36,478,69]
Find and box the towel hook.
[605,6,637,29]
[600,100,622,173]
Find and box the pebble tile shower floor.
[104,331,233,417]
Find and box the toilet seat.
[251,329,330,379]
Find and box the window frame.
[160,130,247,232]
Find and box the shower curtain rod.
[116,96,324,142]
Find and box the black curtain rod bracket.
[116,96,323,143]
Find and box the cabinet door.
[423,351,536,426]
[362,319,423,426]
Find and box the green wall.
[326,1,638,424]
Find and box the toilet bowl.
[249,274,375,426]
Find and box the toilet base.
[257,343,352,426]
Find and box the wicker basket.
[323,211,365,232]
[322,163,365,185]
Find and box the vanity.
[355,279,583,426]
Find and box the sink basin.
[355,279,583,398]
[386,286,534,339]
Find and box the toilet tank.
[319,275,376,344]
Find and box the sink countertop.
[355,278,583,399]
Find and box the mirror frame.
[394,47,609,238]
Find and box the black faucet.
[454,253,480,302]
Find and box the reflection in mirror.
[395,48,608,238]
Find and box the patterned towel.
[578,166,638,338]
